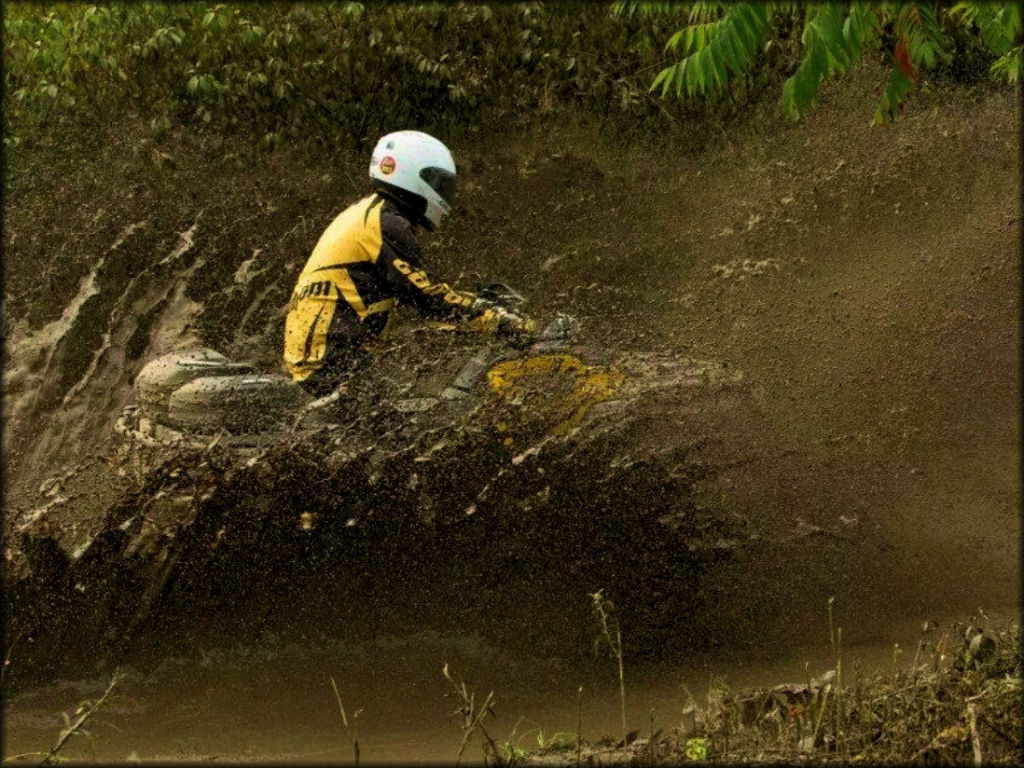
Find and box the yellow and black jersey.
[284,193,480,388]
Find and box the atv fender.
[167,374,310,433]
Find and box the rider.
[283,130,532,397]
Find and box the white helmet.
[369,130,457,230]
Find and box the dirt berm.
[3,68,1020,687]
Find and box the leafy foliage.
[781,3,879,120]
[518,614,1020,764]
[637,2,1019,124]
[673,616,1022,763]
[3,2,1016,152]
[872,3,951,123]
[2,1,691,150]
[651,3,771,100]
[950,1,1023,83]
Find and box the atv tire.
[135,348,255,421]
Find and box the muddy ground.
[2,64,1020,687]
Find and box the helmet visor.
[419,167,457,208]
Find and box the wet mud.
[3,69,1020,708]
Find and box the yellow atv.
[115,283,740,463]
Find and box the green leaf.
[650,63,673,92]
[681,23,714,54]
[780,2,876,120]
[653,1,771,100]
[990,44,1022,82]
[612,0,686,17]
[689,2,724,25]
[716,21,744,75]
[955,2,1021,56]
[665,27,686,52]
[897,2,949,69]
[730,5,762,58]
[949,2,980,26]
[686,737,708,761]
[873,65,915,125]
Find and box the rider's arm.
[378,207,481,322]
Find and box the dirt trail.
[669,87,1021,634]
[2,68,1020,679]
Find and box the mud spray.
[3,68,1019,761]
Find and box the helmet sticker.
[379,155,396,175]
